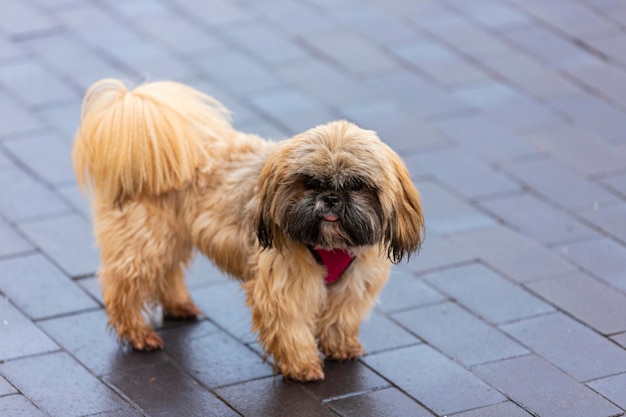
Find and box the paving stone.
[588,373,626,410]
[0,218,34,258]
[503,25,600,70]
[184,78,258,125]
[2,134,75,186]
[339,100,449,152]
[222,21,307,65]
[393,302,528,366]
[0,150,11,169]
[481,53,582,99]
[35,101,81,141]
[423,263,554,324]
[0,375,16,397]
[216,376,337,417]
[301,360,390,400]
[76,276,102,305]
[0,35,29,61]
[17,213,99,278]
[447,0,533,31]
[360,310,422,355]
[362,344,505,416]
[521,125,626,176]
[529,272,626,334]
[431,114,536,163]
[581,203,626,245]
[602,172,626,197]
[236,117,289,141]
[247,87,336,135]
[377,267,445,313]
[277,58,381,107]
[55,184,91,219]
[480,193,599,245]
[367,69,472,118]
[0,59,78,108]
[549,94,626,143]
[588,33,626,67]
[1,351,126,417]
[106,360,238,417]
[568,61,626,109]
[184,252,231,289]
[455,82,562,130]
[160,321,272,388]
[392,40,489,86]
[415,12,511,59]
[305,31,398,74]
[0,167,70,222]
[473,355,622,417]
[417,181,497,235]
[0,254,97,320]
[172,0,252,27]
[327,387,434,417]
[190,280,255,343]
[0,395,47,417]
[503,312,626,381]
[0,0,61,38]
[0,91,44,138]
[559,238,626,293]
[404,233,475,275]
[0,296,59,361]
[451,401,533,417]
[249,1,334,35]
[448,226,576,283]
[411,148,521,199]
[504,158,620,211]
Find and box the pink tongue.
[324,214,338,222]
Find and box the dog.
[73,79,425,381]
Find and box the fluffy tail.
[73,79,232,204]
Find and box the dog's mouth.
[322,214,339,222]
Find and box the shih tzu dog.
[73,79,425,381]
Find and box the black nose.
[324,194,341,207]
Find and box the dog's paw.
[131,330,164,351]
[281,362,325,382]
[320,340,364,361]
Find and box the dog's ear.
[384,153,425,264]
[255,160,286,251]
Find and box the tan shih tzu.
[73,79,425,381]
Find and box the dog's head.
[256,120,424,263]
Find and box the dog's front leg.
[244,254,326,381]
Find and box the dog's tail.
[73,78,232,204]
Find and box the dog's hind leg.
[159,263,202,321]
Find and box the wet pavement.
[2,0,626,416]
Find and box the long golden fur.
[73,79,425,381]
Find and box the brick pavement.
[2,0,626,416]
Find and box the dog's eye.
[304,176,319,190]
[346,180,363,192]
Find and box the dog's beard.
[281,191,384,250]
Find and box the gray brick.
[581,203,626,245]
[0,167,70,222]
[17,213,99,278]
[304,31,397,74]
[339,100,449,152]
[455,82,562,130]
[0,254,97,320]
[0,36,28,60]
[480,193,599,245]
[35,101,81,141]
[39,309,168,376]
[503,312,626,381]
[451,401,533,417]
[521,125,626,176]
[404,233,475,275]
[588,373,626,410]
[0,297,58,361]
[448,226,576,283]
[377,267,445,313]
[0,0,61,38]
[504,158,620,211]
[589,33,626,67]
[568,61,626,108]
[392,40,489,86]
[527,272,626,335]
[602,172,626,197]
[0,218,33,257]
[327,388,433,417]
[362,344,505,415]
[0,395,47,417]
[431,114,535,163]
[423,263,554,324]
[474,355,622,417]
[55,185,91,219]
[247,88,336,135]
[411,148,521,199]
[559,238,626,292]
[0,375,16,396]
[0,91,44,138]
[447,0,533,31]
[360,310,421,354]
[393,302,528,366]
[184,252,231,289]
[0,59,78,107]
[249,1,334,35]
[417,181,497,235]
[171,0,251,27]
[2,134,75,186]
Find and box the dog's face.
[256,120,425,263]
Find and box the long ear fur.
[255,154,288,251]
[385,152,425,263]
[72,78,232,204]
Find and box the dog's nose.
[324,194,341,207]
